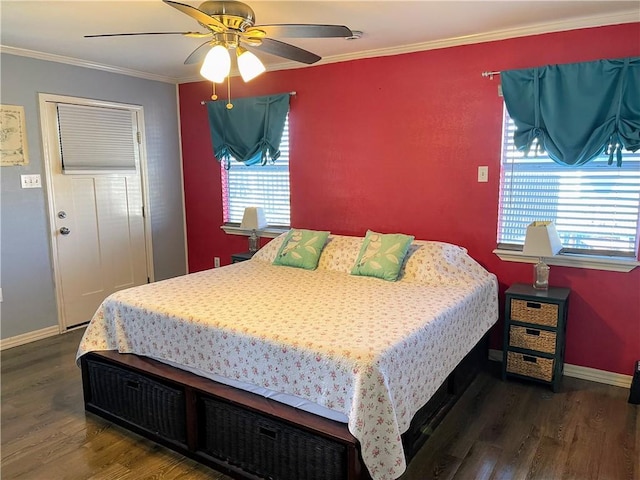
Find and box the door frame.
[39,93,155,332]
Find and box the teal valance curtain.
[501,57,640,167]
[207,93,290,167]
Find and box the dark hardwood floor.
[1,329,637,480]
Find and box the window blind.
[223,117,290,226]
[498,109,640,257]
[57,103,138,172]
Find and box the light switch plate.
[21,174,42,188]
[478,166,489,183]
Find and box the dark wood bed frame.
[80,333,488,480]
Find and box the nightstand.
[502,283,570,392]
[231,252,254,263]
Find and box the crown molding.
[2,9,637,85]
[0,45,178,84]
[246,10,639,77]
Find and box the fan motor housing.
[199,1,255,31]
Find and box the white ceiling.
[1,1,638,83]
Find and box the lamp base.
[248,230,259,254]
[533,260,550,290]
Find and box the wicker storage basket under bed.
[199,395,348,480]
[85,358,187,444]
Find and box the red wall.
[178,23,640,377]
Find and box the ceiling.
[1,1,638,83]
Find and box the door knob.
[59,227,71,235]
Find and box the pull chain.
[226,75,233,109]
[211,82,218,101]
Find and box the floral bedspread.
[77,236,498,480]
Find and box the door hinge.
[142,205,145,218]
[137,131,141,144]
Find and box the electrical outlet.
[477,166,489,183]
[21,174,42,189]
[214,257,220,268]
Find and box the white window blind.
[498,107,640,257]
[222,117,290,226]
[57,103,138,172]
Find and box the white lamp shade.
[523,221,563,257]
[200,45,231,83]
[237,47,266,82]
[240,207,267,230]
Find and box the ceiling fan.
[86,0,354,83]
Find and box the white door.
[40,95,153,330]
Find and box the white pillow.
[315,235,364,273]
[400,240,473,285]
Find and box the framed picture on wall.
[1,104,29,166]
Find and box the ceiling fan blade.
[163,0,226,32]
[84,32,209,38]
[246,24,352,39]
[252,38,321,65]
[184,41,213,65]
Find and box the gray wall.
[0,53,186,340]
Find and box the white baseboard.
[488,349,503,363]
[1,325,60,351]
[563,364,632,388]
[489,348,632,389]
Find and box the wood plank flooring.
[2,329,638,480]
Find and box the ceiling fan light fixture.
[200,44,231,83]
[237,47,266,82]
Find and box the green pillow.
[273,229,330,270]
[351,231,415,281]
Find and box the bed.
[77,232,498,480]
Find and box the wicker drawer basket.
[509,325,556,354]
[200,395,348,480]
[506,352,554,382]
[510,299,558,327]
[86,359,186,444]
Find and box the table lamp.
[240,207,267,253]
[523,221,563,290]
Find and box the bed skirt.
[80,334,488,480]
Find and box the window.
[57,103,138,172]
[498,107,640,258]
[221,116,290,226]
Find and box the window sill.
[493,249,639,272]
[221,225,288,239]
